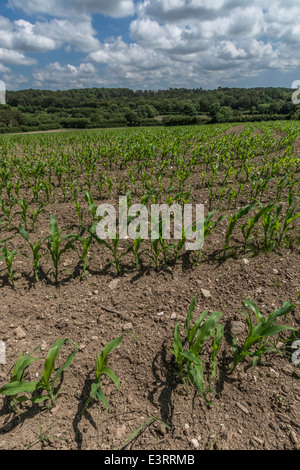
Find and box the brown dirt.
[0,124,299,451]
[225,124,246,135]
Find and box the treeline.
[0,86,298,133]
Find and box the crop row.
[1,294,299,416]
[0,196,299,284]
[0,124,299,209]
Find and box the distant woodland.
[0,86,299,133]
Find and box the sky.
[0,0,300,91]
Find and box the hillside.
[0,86,297,133]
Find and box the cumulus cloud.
[0,17,56,53]
[33,19,101,53]
[3,0,300,89]
[0,64,11,73]
[8,0,135,19]
[2,72,28,90]
[33,62,104,89]
[84,0,297,89]
[0,47,36,65]
[0,15,100,54]
[89,36,170,70]
[136,0,225,22]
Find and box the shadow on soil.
[147,339,180,429]
[72,369,97,450]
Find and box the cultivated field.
[0,122,299,450]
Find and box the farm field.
[0,121,299,451]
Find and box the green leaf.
[16,395,31,403]
[185,296,196,333]
[259,325,297,337]
[30,395,51,404]
[49,214,59,238]
[0,380,39,396]
[101,366,120,391]
[40,338,70,387]
[187,310,209,346]
[93,236,113,252]
[172,323,183,362]
[191,311,223,356]
[242,299,263,323]
[11,356,40,383]
[52,342,78,385]
[91,383,108,412]
[96,335,124,374]
[19,225,30,243]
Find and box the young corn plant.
[32,338,78,408]
[0,348,40,413]
[107,177,113,198]
[16,200,45,232]
[46,214,78,284]
[84,190,98,223]
[240,202,274,253]
[91,221,131,275]
[277,192,300,247]
[231,299,298,372]
[170,228,186,267]
[148,238,163,271]
[223,203,257,256]
[148,218,171,270]
[210,324,224,383]
[226,183,244,209]
[194,211,226,264]
[73,190,85,226]
[0,242,18,284]
[31,203,45,231]
[260,202,282,252]
[42,179,53,203]
[82,335,124,417]
[16,198,29,231]
[207,181,220,211]
[97,171,106,199]
[128,236,144,271]
[19,225,43,282]
[0,199,16,230]
[73,229,94,279]
[170,296,223,404]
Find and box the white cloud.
[136,0,225,22]
[0,18,56,52]
[2,73,28,90]
[91,37,168,72]
[34,19,101,53]
[33,62,104,89]
[4,0,300,89]
[85,2,286,89]
[0,47,36,65]
[0,64,11,73]
[8,0,135,19]
[0,15,100,54]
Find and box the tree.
[180,103,197,116]
[208,102,221,123]
[125,110,140,127]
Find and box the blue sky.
[0,0,299,91]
